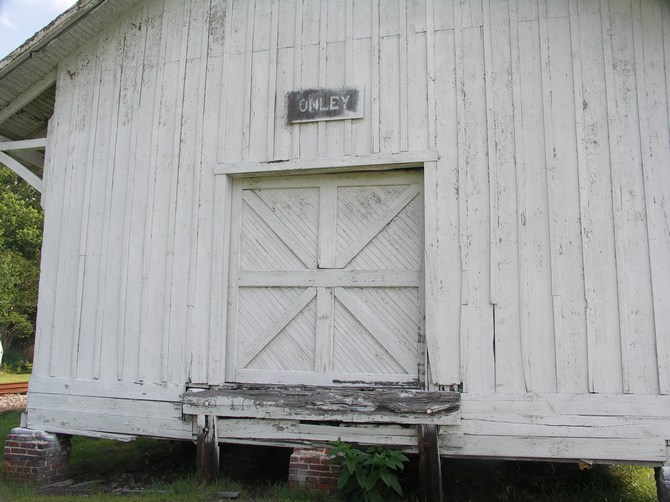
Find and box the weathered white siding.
[29,0,670,459]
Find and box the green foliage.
[0,166,43,355]
[327,439,409,502]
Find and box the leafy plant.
[327,439,409,502]
[0,166,43,357]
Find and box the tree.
[0,165,43,355]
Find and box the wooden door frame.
[211,151,441,389]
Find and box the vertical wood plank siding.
[34,0,670,399]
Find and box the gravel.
[0,393,27,412]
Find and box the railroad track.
[0,382,29,395]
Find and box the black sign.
[287,87,363,124]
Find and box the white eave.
[0,0,143,191]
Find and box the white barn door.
[226,170,423,386]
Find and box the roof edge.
[0,0,107,79]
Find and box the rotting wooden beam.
[196,415,219,484]
[183,384,461,426]
[418,424,443,502]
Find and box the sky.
[0,0,77,59]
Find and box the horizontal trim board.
[25,393,194,440]
[240,168,422,189]
[231,368,420,387]
[461,393,670,418]
[216,151,438,176]
[441,435,667,464]
[215,418,420,447]
[239,269,419,287]
[29,377,185,402]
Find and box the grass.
[0,372,30,384]
[0,409,659,501]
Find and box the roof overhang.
[0,0,143,191]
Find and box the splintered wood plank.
[186,0,217,384]
[351,37,372,155]
[569,0,622,394]
[49,53,90,379]
[72,41,104,380]
[92,22,124,381]
[325,41,346,157]
[274,46,295,159]
[540,0,588,394]
[241,0,255,159]
[216,418,420,447]
[600,0,657,394]
[371,0,380,153]
[317,185,337,268]
[423,0,435,149]
[248,49,271,160]
[298,44,319,158]
[632,0,670,395]
[224,181,245,382]
[458,22,494,394]
[208,176,233,384]
[318,0,327,156]
[140,0,186,384]
[125,1,166,383]
[431,28,461,387]
[277,0,296,49]
[116,6,151,382]
[163,0,193,384]
[509,0,532,392]
[216,0,235,163]
[485,0,524,393]
[407,30,428,152]
[344,0,353,154]
[398,0,410,152]
[30,50,69,375]
[516,12,556,394]
[641,0,670,395]
[291,0,303,159]
[266,0,280,160]
[379,33,400,153]
[440,435,666,463]
[138,0,172,384]
[183,385,460,425]
[173,0,212,384]
[315,287,334,372]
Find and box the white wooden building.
[1,0,670,484]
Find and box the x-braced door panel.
[226,170,423,386]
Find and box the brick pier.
[3,428,71,486]
[288,448,341,494]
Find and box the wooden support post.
[418,424,442,502]
[196,415,219,484]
